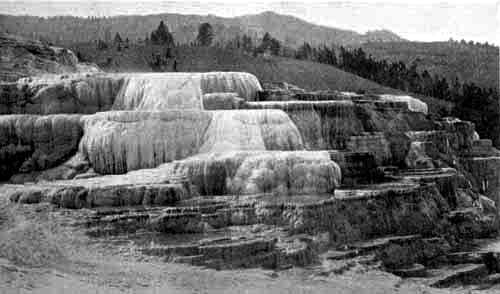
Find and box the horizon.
[0,1,497,45]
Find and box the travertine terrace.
[2,70,500,290]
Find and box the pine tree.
[241,34,253,52]
[262,33,271,46]
[407,61,422,93]
[269,38,281,55]
[114,32,122,43]
[196,23,214,46]
[450,77,462,103]
[151,21,174,46]
[97,38,108,50]
[104,27,112,43]
[296,42,313,60]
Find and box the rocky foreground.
[1,69,500,293]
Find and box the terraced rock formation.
[1,71,500,291]
[0,33,100,83]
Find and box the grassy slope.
[74,43,404,93]
[360,41,499,90]
[72,42,454,114]
[174,46,406,94]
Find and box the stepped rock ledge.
[1,70,500,289]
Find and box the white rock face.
[378,95,428,114]
[72,76,123,113]
[405,141,435,169]
[79,111,212,174]
[113,72,262,110]
[200,109,304,153]
[2,74,124,114]
[473,131,480,140]
[80,109,305,174]
[202,93,245,110]
[171,151,340,195]
[198,72,262,101]
[247,100,364,150]
[2,72,262,114]
[3,71,345,197]
[112,73,205,110]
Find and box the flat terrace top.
[396,168,457,179]
[334,182,421,200]
[181,181,422,207]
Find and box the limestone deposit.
[378,94,428,114]
[202,92,245,110]
[199,109,304,153]
[0,33,101,82]
[0,114,82,180]
[0,71,263,115]
[80,111,212,174]
[170,151,340,195]
[2,71,500,291]
[0,74,123,114]
[78,108,305,174]
[247,100,433,165]
[111,73,205,110]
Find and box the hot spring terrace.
[1,71,498,198]
[2,72,500,282]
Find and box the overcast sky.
[1,1,498,44]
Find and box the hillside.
[0,11,404,48]
[360,41,499,90]
[72,42,403,93]
[233,12,405,46]
[0,33,100,82]
[71,42,453,116]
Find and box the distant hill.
[359,41,499,90]
[0,11,405,47]
[233,12,405,46]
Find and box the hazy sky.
[1,1,498,44]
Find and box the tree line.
[96,20,215,48]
